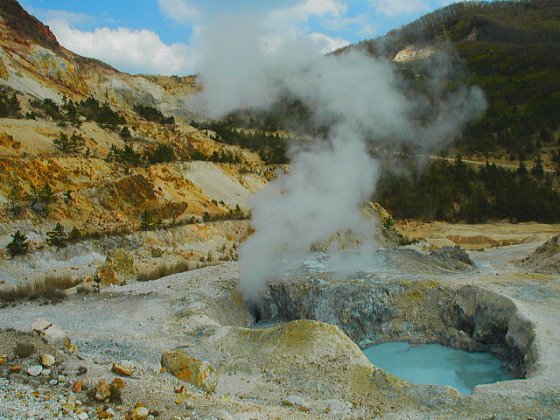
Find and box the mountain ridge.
[0,0,198,119]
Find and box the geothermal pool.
[363,341,511,395]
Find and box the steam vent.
[1,0,560,418]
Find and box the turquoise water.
[363,341,511,395]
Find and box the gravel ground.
[0,245,557,419]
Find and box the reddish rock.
[72,380,83,392]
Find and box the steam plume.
[192,17,486,303]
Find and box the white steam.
[192,16,486,302]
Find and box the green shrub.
[46,223,67,248]
[6,230,29,256]
[14,342,35,358]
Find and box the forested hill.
[334,0,560,224]
[341,0,560,161]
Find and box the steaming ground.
[191,17,486,301]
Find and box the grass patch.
[0,274,80,303]
[14,342,35,358]
[136,260,216,282]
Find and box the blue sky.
[20,0,471,76]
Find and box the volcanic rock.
[31,318,71,348]
[521,233,560,274]
[107,248,135,283]
[40,353,55,367]
[27,365,42,376]
[96,264,119,286]
[430,245,476,269]
[161,349,219,393]
[94,381,111,401]
[131,406,149,420]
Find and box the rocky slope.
[0,0,276,287]
[0,0,199,118]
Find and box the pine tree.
[53,132,84,153]
[6,184,22,215]
[47,223,67,248]
[39,184,56,205]
[6,230,29,256]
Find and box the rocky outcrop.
[0,55,8,80]
[207,319,438,411]
[0,1,199,115]
[521,233,560,274]
[259,277,535,378]
[444,285,536,377]
[161,349,219,393]
[0,0,60,52]
[107,248,135,282]
[430,245,476,269]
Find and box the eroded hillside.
[0,0,281,288]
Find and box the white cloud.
[309,32,350,54]
[269,0,348,24]
[47,19,199,75]
[371,0,430,17]
[158,0,199,24]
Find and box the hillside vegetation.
[347,0,560,159]
[338,0,560,223]
[0,1,271,268]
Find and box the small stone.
[42,325,71,348]
[49,379,58,386]
[77,413,89,420]
[111,377,126,389]
[27,365,43,377]
[41,354,55,367]
[73,380,83,392]
[40,368,51,376]
[61,403,75,413]
[94,381,111,401]
[282,395,310,411]
[106,408,116,416]
[132,406,149,420]
[32,318,52,333]
[112,363,133,376]
[96,406,106,418]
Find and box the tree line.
[191,120,291,165]
[376,156,560,223]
